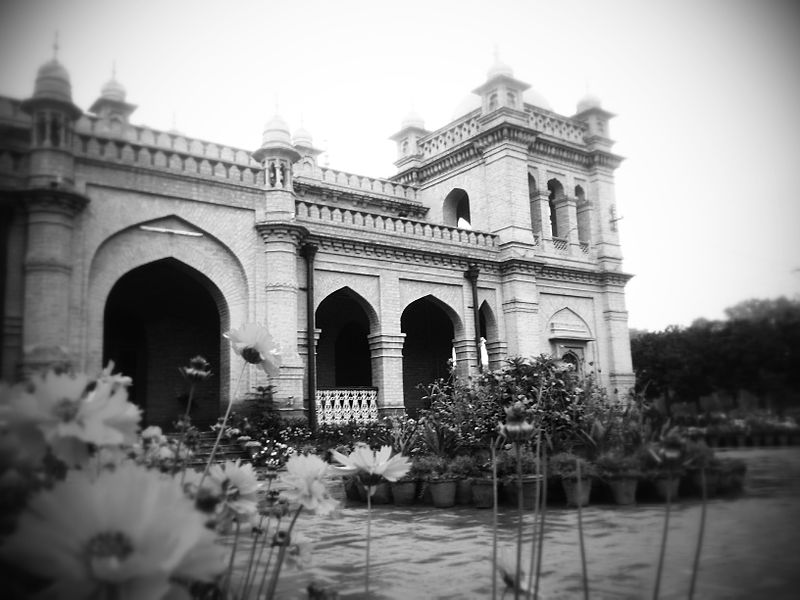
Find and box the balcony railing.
[316,387,379,425]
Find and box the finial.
[171,111,177,130]
[53,31,59,60]
[112,59,117,80]
[493,43,499,63]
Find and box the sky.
[1,0,799,332]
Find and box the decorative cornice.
[307,232,499,274]
[23,187,89,216]
[499,259,633,286]
[255,221,309,244]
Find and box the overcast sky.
[1,0,799,331]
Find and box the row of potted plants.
[333,448,747,509]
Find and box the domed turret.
[400,109,425,131]
[293,126,313,148]
[487,57,514,80]
[576,93,602,114]
[261,114,292,146]
[101,76,126,102]
[32,59,73,104]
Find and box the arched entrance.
[316,289,373,387]
[401,296,455,417]
[103,258,222,429]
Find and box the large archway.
[316,288,374,388]
[103,258,222,429]
[401,296,455,417]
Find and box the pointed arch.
[86,218,248,407]
[443,188,472,229]
[547,178,564,238]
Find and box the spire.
[53,30,59,60]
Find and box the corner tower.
[18,52,89,375]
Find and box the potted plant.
[417,455,457,508]
[641,432,687,501]
[595,451,642,505]
[501,447,541,509]
[683,439,720,498]
[390,455,421,506]
[450,454,478,505]
[716,457,747,494]
[550,452,596,507]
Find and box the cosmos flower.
[179,356,213,383]
[280,454,339,515]
[224,323,281,376]
[1,370,141,467]
[183,460,261,530]
[331,444,411,488]
[285,532,313,570]
[0,462,226,599]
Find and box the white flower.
[184,460,261,529]
[0,463,226,599]
[1,371,141,467]
[280,454,339,515]
[331,444,411,487]
[224,323,281,376]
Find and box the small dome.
[576,93,602,113]
[523,88,552,111]
[32,59,73,103]
[101,77,126,102]
[487,58,514,79]
[293,126,313,147]
[261,114,291,146]
[401,109,425,130]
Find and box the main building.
[0,55,634,427]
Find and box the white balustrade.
[316,388,379,425]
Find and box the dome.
[523,88,552,112]
[576,93,602,113]
[32,59,73,103]
[487,58,514,79]
[401,109,425,130]
[293,126,313,147]
[101,77,126,102]
[261,114,291,146]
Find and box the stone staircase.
[177,430,252,469]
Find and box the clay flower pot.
[608,477,638,505]
[471,478,496,508]
[390,479,417,506]
[562,477,592,507]
[428,479,457,508]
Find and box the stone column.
[20,190,87,375]
[533,192,553,241]
[368,332,406,410]
[256,222,307,407]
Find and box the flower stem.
[265,506,303,600]
[652,476,673,600]
[515,443,523,600]
[527,431,542,596]
[256,516,280,600]
[176,382,195,484]
[199,361,247,489]
[491,440,499,600]
[534,451,547,600]
[238,516,263,599]
[222,518,241,598]
[688,468,707,600]
[576,459,589,600]
[366,486,373,599]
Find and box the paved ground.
[235,447,800,599]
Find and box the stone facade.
[0,57,635,427]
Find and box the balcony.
[316,387,379,425]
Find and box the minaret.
[18,44,89,375]
[390,109,427,179]
[89,63,137,129]
[472,53,530,129]
[292,124,323,169]
[252,114,305,407]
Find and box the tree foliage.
[631,296,800,409]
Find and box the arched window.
[575,185,590,244]
[507,90,517,108]
[488,92,498,111]
[547,178,564,237]
[528,173,539,232]
[401,140,409,155]
[443,188,471,229]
